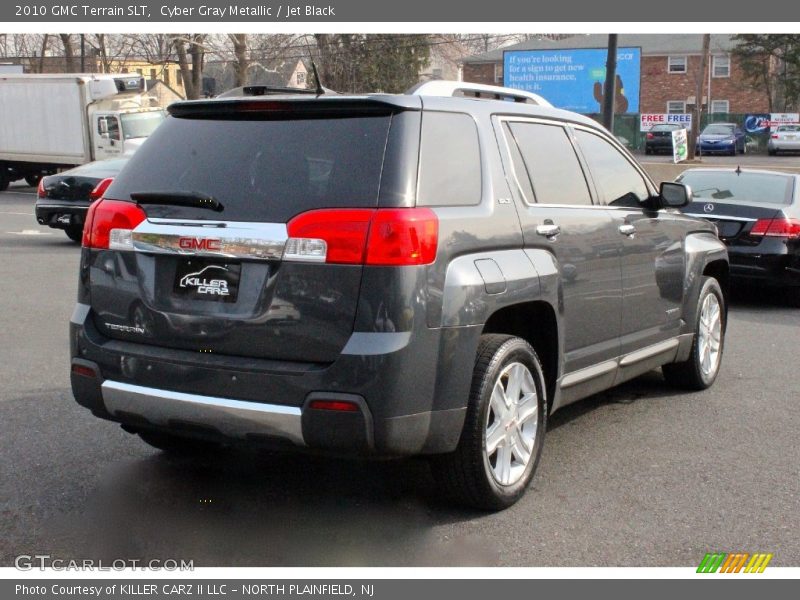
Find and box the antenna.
[310,60,324,97]
[735,165,742,175]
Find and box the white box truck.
[0,73,167,190]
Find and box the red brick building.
[461,34,770,115]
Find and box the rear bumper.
[35,200,90,229]
[70,303,478,456]
[728,246,800,287]
[768,139,800,152]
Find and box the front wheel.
[430,334,547,511]
[663,277,725,390]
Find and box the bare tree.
[172,34,207,99]
[59,34,79,72]
[229,34,248,87]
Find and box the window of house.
[432,68,443,79]
[710,100,730,114]
[667,101,686,114]
[164,68,170,86]
[176,70,183,86]
[150,68,157,80]
[493,63,503,84]
[712,55,731,78]
[506,122,592,206]
[296,71,306,85]
[668,56,687,73]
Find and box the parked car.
[35,158,127,242]
[768,124,800,155]
[677,168,799,299]
[644,123,683,155]
[70,81,728,510]
[696,123,746,155]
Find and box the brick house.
[461,34,770,115]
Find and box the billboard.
[504,47,641,114]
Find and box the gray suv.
[70,81,728,510]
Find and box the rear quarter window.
[416,112,482,207]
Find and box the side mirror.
[659,181,692,208]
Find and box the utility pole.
[602,34,618,132]
[688,34,710,160]
[80,34,85,72]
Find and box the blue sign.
[744,114,770,133]
[504,47,641,114]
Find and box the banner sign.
[672,128,688,163]
[744,114,770,133]
[640,113,692,132]
[504,47,641,114]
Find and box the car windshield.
[678,171,794,206]
[120,111,166,140]
[702,124,735,136]
[652,124,681,132]
[777,125,800,132]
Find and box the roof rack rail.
[407,80,552,107]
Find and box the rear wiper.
[130,191,224,212]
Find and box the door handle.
[536,223,561,239]
[618,224,636,237]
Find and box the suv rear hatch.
[84,96,421,363]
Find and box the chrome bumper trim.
[101,380,304,445]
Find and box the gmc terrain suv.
[71,81,729,510]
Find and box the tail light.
[82,199,147,250]
[308,399,359,412]
[646,132,654,140]
[37,178,46,198]
[285,208,438,266]
[750,217,800,239]
[89,177,114,201]
[771,134,779,139]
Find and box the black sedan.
[35,158,127,242]
[644,123,684,155]
[677,168,800,299]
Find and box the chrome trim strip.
[560,360,617,389]
[101,380,305,445]
[619,338,680,367]
[131,218,288,261]
[683,213,756,223]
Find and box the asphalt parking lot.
[1,164,798,567]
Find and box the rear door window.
[506,121,592,206]
[108,114,393,222]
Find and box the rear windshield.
[651,124,681,132]
[777,125,800,132]
[107,114,392,222]
[678,171,794,206]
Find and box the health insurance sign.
[504,47,641,113]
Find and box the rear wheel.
[138,430,221,455]
[768,148,777,156]
[24,173,42,187]
[663,277,725,390]
[65,225,83,243]
[0,171,9,192]
[431,334,547,511]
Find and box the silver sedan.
[768,124,800,155]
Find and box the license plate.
[786,135,796,140]
[173,258,240,303]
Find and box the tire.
[430,334,547,511]
[65,225,83,243]
[138,430,221,455]
[0,173,9,192]
[768,149,777,156]
[645,147,652,155]
[663,277,726,390]
[24,174,42,187]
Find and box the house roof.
[462,34,739,63]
